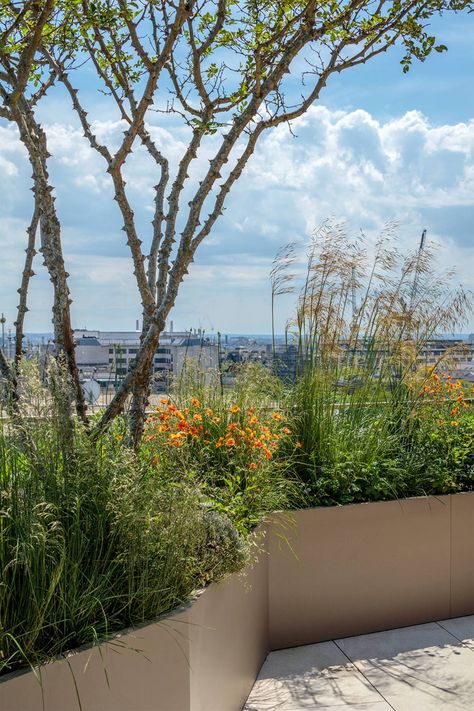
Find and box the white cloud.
[0,104,473,332]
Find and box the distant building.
[72,329,218,392]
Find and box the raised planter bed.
[2,493,474,711]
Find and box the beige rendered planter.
[2,493,474,711]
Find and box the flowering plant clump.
[140,397,300,531]
[143,398,297,467]
[416,371,473,426]
[410,371,474,490]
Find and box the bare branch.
[14,202,39,364]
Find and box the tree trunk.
[129,347,155,449]
[13,102,88,425]
[92,316,166,439]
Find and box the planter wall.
[0,547,268,711]
[2,493,474,711]
[269,495,454,648]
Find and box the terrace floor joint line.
[435,620,474,654]
[332,638,398,711]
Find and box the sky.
[0,12,473,336]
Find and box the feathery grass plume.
[270,242,296,363]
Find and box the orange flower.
[253,440,263,449]
[226,437,236,447]
[451,421,458,427]
[151,456,159,466]
[271,411,282,421]
[249,462,257,470]
[249,415,258,425]
[295,441,302,448]
[437,419,445,426]
[193,413,203,422]
[432,373,440,381]
[229,405,240,413]
[116,434,124,441]
[263,448,272,459]
[205,408,213,417]
[282,427,291,434]
[215,437,224,448]
[160,398,170,405]
[191,397,201,408]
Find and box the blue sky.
[0,12,473,335]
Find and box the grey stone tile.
[337,621,474,710]
[437,616,474,648]
[244,642,381,710]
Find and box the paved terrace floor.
[244,616,474,710]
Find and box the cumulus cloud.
[0,104,473,332]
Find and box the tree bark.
[12,102,88,425]
[129,343,155,448]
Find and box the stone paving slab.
[244,616,474,710]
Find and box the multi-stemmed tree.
[0,0,470,444]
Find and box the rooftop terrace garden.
[1,227,473,678]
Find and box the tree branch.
[14,202,39,364]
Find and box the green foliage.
[0,364,249,676]
[278,222,473,506]
[142,361,300,533]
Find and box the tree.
[0,1,88,422]
[2,0,471,443]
